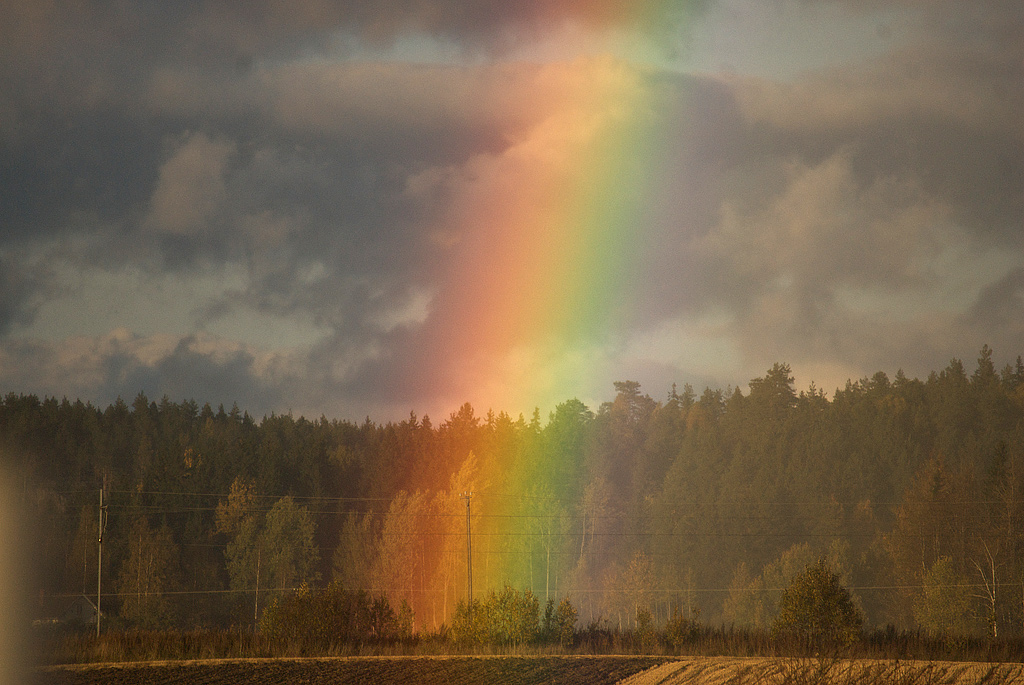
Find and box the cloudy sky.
[0,1,1021,422]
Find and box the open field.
[37,655,1024,685]
[620,657,1024,684]
[37,655,670,685]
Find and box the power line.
[46,582,998,601]
[54,487,1024,509]
[80,493,1012,525]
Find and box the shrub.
[554,598,578,648]
[396,599,415,640]
[665,607,700,648]
[259,581,411,648]
[635,607,656,652]
[449,586,542,646]
[541,599,557,642]
[771,558,862,646]
[539,597,579,647]
[449,599,486,645]
[576,618,614,652]
[914,556,978,642]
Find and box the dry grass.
[35,624,1024,673]
[620,657,1024,685]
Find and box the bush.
[449,586,542,646]
[259,581,412,649]
[487,586,540,646]
[665,607,700,648]
[771,558,862,646]
[539,598,577,645]
[554,598,578,648]
[634,608,656,652]
[449,598,486,645]
[576,618,615,652]
[914,556,978,643]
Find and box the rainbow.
[376,12,689,626]
[424,56,673,420]
[368,50,688,630]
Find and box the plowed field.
[618,657,1024,685]
[37,655,670,685]
[36,655,1024,685]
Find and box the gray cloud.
[0,256,48,335]
[0,331,292,417]
[969,268,1024,336]
[0,1,1021,419]
[666,17,1023,382]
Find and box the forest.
[8,345,1024,639]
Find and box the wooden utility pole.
[461,492,473,621]
[96,487,107,637]
[254,545,261,629]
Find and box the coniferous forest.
[9,345,1024,641]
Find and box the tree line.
[7,345,1024,638]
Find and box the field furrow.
[38,655,669,685]
[36,656,1024,685]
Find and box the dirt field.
[36,655,670,685]
[36,655,1024,685]
[617,657,1024,685]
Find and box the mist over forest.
[9,345,1024,637]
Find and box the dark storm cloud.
[167,0,707,52]
[0,256,48,335]
[0,0,705,77]
[150,336,287,414]
[969,269,1024,337]
[671,12,1024,380]
[1,59,507,333]
[0,331,290,418]
[0,0,1021,418]
[835,0,1024,47]
[0,0,661,242]
[0,0,705,342]
[585,14,1022,384]
[738,41,1024,241]
[0,109,165,242]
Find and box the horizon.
[4,347,1015,427]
